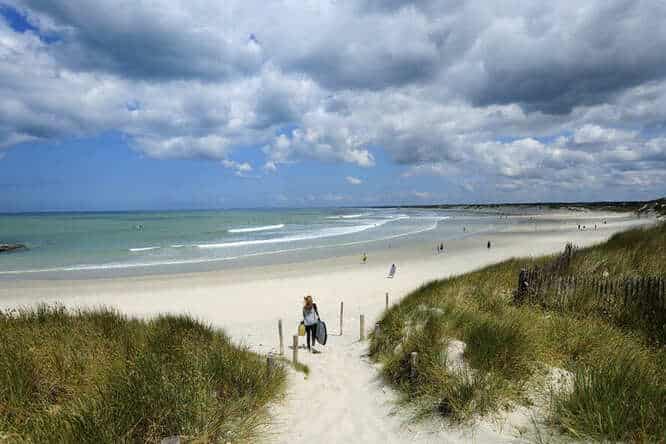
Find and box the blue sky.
[1,132,473,211]
[1,1,665,211]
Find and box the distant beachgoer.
[594,224,597,230]
[302,295,320,352]
[577,224,580,230]
[487,241,491,249]
[463,227,466,232]
[362,252,367,264]
[388,263,396,278]
[439,243,444,253]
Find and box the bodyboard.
[316,320,327,345]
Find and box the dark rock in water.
[0,243,27,253]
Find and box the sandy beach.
[0,210,654,443]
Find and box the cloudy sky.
[1,0,665,211]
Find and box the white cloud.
[221,159,253,176]
[413,191,431,199]
[345,176,362,185]
[263,161,278,172]
[573,124,636,146]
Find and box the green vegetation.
[370,223,666,443]
[0,306,286,443]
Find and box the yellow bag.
[298,323,306,336]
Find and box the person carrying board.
[302,295,320,353]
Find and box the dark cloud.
[290,46,440,91]
[464,1,666,113]
[9,0,263,81]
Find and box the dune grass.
[0,305,286,443]
[370,222,666,442]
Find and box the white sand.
[0,211,653,443]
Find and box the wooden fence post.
[267,354,276,375]
[340,301,344,335]
[516,268,528,303]
[360,314,365,341]
[374,322,381,338]
[385,292,389,311]
[278,319,284,356]
[410,352,418,379]
[292,335,298,365]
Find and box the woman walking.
[302,295,320,352]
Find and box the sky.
[0,1,665,212]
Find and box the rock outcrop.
[0,243,27,253]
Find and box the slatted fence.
[513,244,666,343]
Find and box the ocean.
[0,208,499,279]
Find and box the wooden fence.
[513,243,665,329]
[511,241,666,345]
[514,270,666,341]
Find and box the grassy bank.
[0,306,286,443]
[370,223,666,443]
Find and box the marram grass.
[370,222,666,443]
[0,305,286,443]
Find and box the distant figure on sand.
[487,241,491,249]
[439,243,444,253]
[361,252,367,264]
[388,263,396,278]
[302,295,320,353]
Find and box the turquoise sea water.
[0,208,497,278]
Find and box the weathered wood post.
[410,351,418,380]
[292,335,298,364]
[516,268,528,303]
[374,322,381,338]
[267,354,276,375]
[360,314,365,341]
[339,301,344,335]
[278,319,284,356]
[385,292,389,310]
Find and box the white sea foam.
[199,223,379,249]
[202,215,412,249]
[228,224,285,233]
[326,213,367,219]
[129,246,160,252]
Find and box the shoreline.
[0,213,644,288]
[0,209,641,284]
[0,212,651,341]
